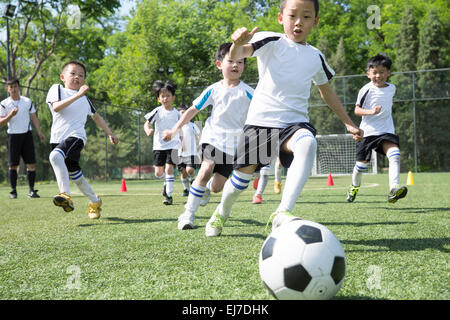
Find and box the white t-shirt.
[179,121,201,157]
[357,82,396,137]
[46,84,96,144]
[0,96,36,134]
[144,106,180,150]
[193,80,254,156]
[246,32,335,128]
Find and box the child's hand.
[346,125,364,141]
[109,134,119,145]
[372,105,382,115]
[9,107,18,117]
[78,85,89,97]
[162,129,173,142]
[232,27,258,46]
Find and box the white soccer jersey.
[246,31,335,128]
[193,80,254,156]
[46,84,96,144]
[179,121,201,157]
[357,82,396,137]
[144,106,181,150]
[0,96,36,134]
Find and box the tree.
[0,0,120,94]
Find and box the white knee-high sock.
[217,170,252,218]
[181,177,190,190]
[275,161,283,183]
[387,147,401,189]
[70,170,98,203]
[206,177,213,192]
[256,165,270,196]
[277,130,316,213]
[352,161,370,187]
[49,149,70,194]
[165,174,175,196]
[184,184,206,216]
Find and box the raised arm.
[162,106,199,142]
[52,85,89,112]
[229,27,258,60]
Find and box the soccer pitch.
[0,172,449,300]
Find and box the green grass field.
[0,172,449,300]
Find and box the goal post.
[311,134,377,176]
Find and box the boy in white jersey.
[347,53,407,203]
[204,0,363,237]
[177,104,201,197]
[162,42,254,230]
[47,60,119,218]
[0,78,46,199]
[144,80,181,205]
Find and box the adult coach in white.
[0,78,45,199]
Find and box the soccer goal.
[311,134,377,176]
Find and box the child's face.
[61,64,86,90]
[216,53,245,81]
[7,83,20,99]
[278,0,318,44]
[158,89,175,108]
[366,65,391,87]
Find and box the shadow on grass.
[342,237,450,253]
[319,221,417,227]
[78,216,174,227]
[377,207,450,214]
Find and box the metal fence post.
[412,72,418,173]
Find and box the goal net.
[311,134,377,176]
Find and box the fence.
[0,68,448,183]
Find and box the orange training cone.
[121,178,127,192]
[327,173,334,186]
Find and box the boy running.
[204,0,363,237]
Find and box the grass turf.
[0,172,448,300]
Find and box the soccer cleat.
[163,195,173,205]
[9,191,17,199]
[181,189,189,197]
[274,181,282,194]
[266,210,299,232]
[205,208,227,237]
[88,198,102,219]
[53,193,74,212]
[28,190,40,198]
[199,188,211,207]
[253,176,259,190]
[252,194,262,204]
[177,212,195,230]
[388,185,408,203]
[346,185,359,203]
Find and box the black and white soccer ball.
[259,219,346,300]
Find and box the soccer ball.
[259,219,346,300]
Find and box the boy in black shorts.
[0,78,45,199]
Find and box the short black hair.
[215,43,232,62]
[281,0,319,17]
[62,60,87,76]
[215,42,246,63]
[152,80,177,97]
[367,53,392,71]
[6,78,19,86]
[178,104,189,111]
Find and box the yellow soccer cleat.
[88,198,102,219]
[53,193,74,212]
[274,181,282,194]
